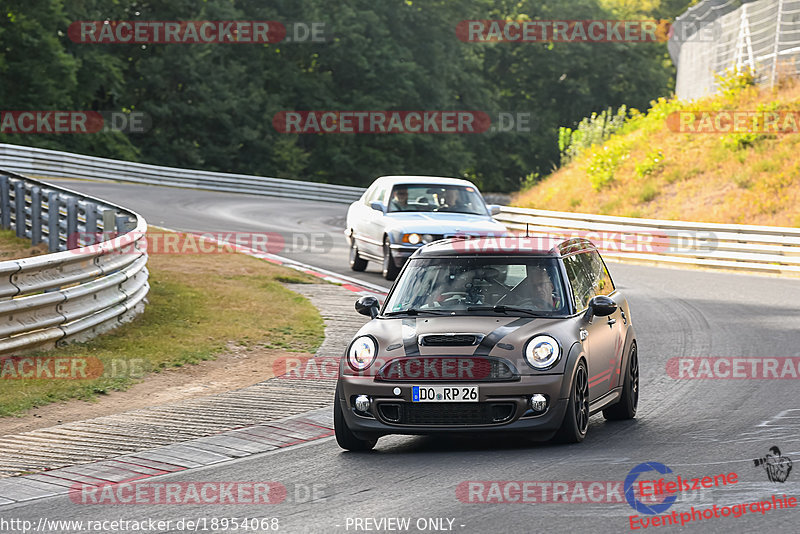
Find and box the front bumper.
[337,374,569,437]
[388,244,419,267]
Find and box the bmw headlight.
[402,233,422,245]
[524,335,561,370]
[348,336,377,371]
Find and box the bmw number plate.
[412,386,478,402]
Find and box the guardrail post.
[14,181,25,238]
[66,197,78,249]
[116,214,130,234]
[101,209,116,238]
[0,176,9,229]
[84,202,98,245]
[30,186,42,245]
[47,192,61,252]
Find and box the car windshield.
[387,184,487,215]
[383,257,569,316]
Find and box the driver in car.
[389,186,409,211]
[504,267,558,311]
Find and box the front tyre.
[555,360,589,443]
[349,238,368,271]
[603,342,639,420]
[334,389,377,451]
[382,237,400,281]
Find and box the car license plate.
[412,386,478,402]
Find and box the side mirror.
[370,201,385,213]
[487,204,501,216]
[587,295,617,318]
[355,295,380,318]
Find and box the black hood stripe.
[402,318,420,356]
[472,317,533,357]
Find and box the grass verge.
[0,230,325,417]
[514,75,800,227]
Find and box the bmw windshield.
[387,184,488,215]
[383,257,569,316]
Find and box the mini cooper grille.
[376,357,516,381]
[378,402,515,426]
[419,334,479,346]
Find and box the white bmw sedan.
[345,175,508,280]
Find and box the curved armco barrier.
[0,169,149,356]
[1,143,798,277]
[0,143,364,204]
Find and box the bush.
[559,106,629,164]
[585,141,630,191]
[635,150,665,178]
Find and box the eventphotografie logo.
[754,446,793,483]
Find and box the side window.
[366,186,385,205]
[363,185,376,205]
[563,253,595,312]
[587,251,615,296]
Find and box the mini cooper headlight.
[348,336,377,371]
[524,335,561,370]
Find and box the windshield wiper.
[383,308,453,316]
[466,305,545,317]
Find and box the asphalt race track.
[2,180,799,533]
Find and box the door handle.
[580,329,588,341]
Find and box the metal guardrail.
[0,143,365,204]
[495,207,800,276]
[3,143,798,279]
[0,169,149,356]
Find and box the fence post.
[84,202,98,245]
[116,215,130,234]
[66,196,78,249]
[771,0,784,87]
[14,181,25,238]
[47,191,60,252]
[101,208,116,239]
[30,186,42,245]
[0,175,9,229]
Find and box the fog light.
[355,395,371,413]
[530,394,547,413]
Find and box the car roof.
[372,175,479,188]
[414,235,598,258]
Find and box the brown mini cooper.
[334,236,638,451]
